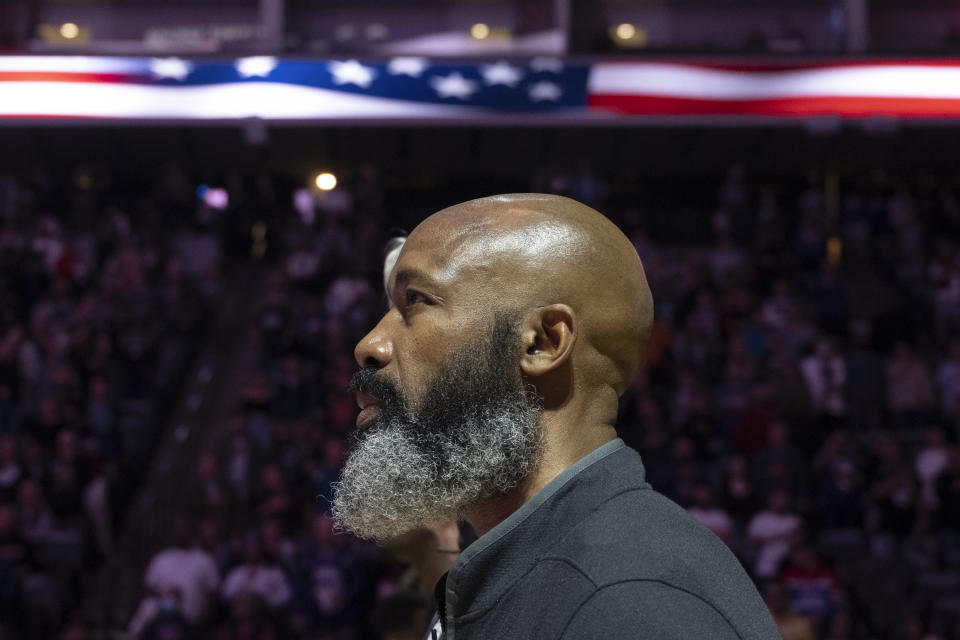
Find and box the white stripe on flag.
[0,81,487,119]
[0,56,147,74]
[589,63,960,100]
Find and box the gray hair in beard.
[331,314,544,542]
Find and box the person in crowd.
[885,341,935,428]
[214,592,280,640]
[763,581,815,640]
[914,425,952,510]
[867,429,918,539]
[686,483,736,547]
[747,489,804,580]
[221,533,292,612]
[779,545,845,636]
[129,518,219,637]
[290,512,365,634]
[800,336,847,429]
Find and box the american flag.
[0,56,588,120]
[3,56,960,121]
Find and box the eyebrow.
[391,267,441,294]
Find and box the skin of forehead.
[408,194,635,282]
[400,193,653,392]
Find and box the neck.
[413,549,456,595]
[401,523,460,595]
[464,409,618,537]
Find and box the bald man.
[333,194,779,639]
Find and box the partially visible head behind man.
[332,194,654,541]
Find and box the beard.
[331,314,544,542]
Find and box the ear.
[520,304,576,378]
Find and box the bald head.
[343,193,655,540]
[399,193,654,395]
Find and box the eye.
[405,289,429,306]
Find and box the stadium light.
[615,23,636,40]
[315,172,337,191]
[470,23,491,40]
[60,23,80,39]
[611,23,647,48]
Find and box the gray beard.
[330,396,542,542]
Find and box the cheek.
[393,326,450,402]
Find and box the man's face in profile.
[331,237,544,542]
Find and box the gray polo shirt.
[430,438,781,639]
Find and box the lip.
[355,391,382,428]
[356,405,381,428]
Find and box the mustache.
[348,367,405,409]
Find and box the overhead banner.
[0,56,589,120]
[2,56,960,121]
[588,60,960,118]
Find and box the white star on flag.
[429,72,479,100]
[528,80,562,102]
[328,59,377,88]
[387,57,428,77]
[529,57,564,73]
[481,61,523,86]
[149,58,192,81]
[236,56,278,78]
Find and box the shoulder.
[558,580,741,640]
[547,485,736,586]
[539,486,779,639]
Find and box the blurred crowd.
[0,167,214,638]
[613,165,960,640]
[1,160,959,640]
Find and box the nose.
[354,312,394,369]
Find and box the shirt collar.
[441,438,634,637]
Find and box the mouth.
[355,391,382,428]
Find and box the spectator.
[747,489,804,579]
[867,430,917,539]
[0,503,27,566]
[914,425,951,509]
[686,483,736,547]
[813,431,865,530]
[131,519,219,635]
[652,435,704,506]
[291,513,364,633]
[780,545,845,634]
[138,590,194,640]
[763,580,816,640]
[885,341,935,427]
[823,609,857,640]
[214,592,279,640]
[929,239,960,339]
[16,478,52,545]
[186,452,228,522]
[221,534,291,611]
[845,329,885,430]
[718,454,758,527]
[800,336,847,421]
[751,421,807,503]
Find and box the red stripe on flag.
[588,94,960,118]
[0,72,146,83]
